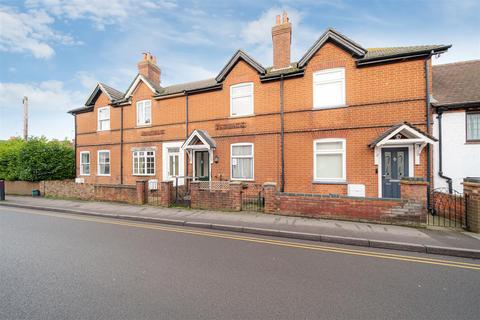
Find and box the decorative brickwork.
[463,178,480,233]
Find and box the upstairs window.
[133,150,155,175]
[313,139,346,182]
[136,100,152,126]
[98,107,110,131]
[230,83,254,117]
[98,150,110,176]
[80,151,90,176]
[466,112,480,142]
[231,143,254,180]
[313,68,345,109]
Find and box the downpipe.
[436,110,453,193]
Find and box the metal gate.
[241,184,265,212]
[428,188,467,229]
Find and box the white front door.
[162,141,185,186]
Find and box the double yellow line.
[15,208,480,271]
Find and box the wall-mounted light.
[214,155,219,163]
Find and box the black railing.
[428,188,466,229]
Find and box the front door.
[381,147,408,198]
[194,151,210,181]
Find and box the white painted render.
[433,110,480,192]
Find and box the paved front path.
[3,195,480,250]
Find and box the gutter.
[357,46,451,66]
[436,109,453,193]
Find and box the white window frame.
[132,150,156,176]
[313,138,346,182]
[313,68,346,109]
[230,82,254,117]
[79,151,90,176]
[466,112,480,142]
[97,150,111,176]
[97,107,110,131]
[136,100,152,126]
[162,141,185,186]
[230,143,254,181]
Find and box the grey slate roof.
[99,83,124,101]
[432,60,480,107]
[157,78,218,96]
[358,45,450,64]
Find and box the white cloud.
[25,0,178,29]
[0,6,76,59]
[0,80,86,139]
[75,71,99,90]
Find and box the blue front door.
[381,147,408,198]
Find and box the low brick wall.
[263,178,428,226]
[5,181,40,195]
[464,178,480,233]
[190,181,242,211]
[40,180,95,200]
[94,184,137,204]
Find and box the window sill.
[79,174,90,176]
[97,129,111,132]
[313,180,347,185]
[229,114,254,119]
[136,124,152,128]
[465,140,480,144]
[312,105,348,111]
[231,178,255,182]
[133,174,156,176]
[97,174,111,177]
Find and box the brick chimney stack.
[137,52,161,86]
[272,12,292,70]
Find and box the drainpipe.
[436,109,453,193]
[185,92,189,178]
[280,74,285,192]
[120,104,124,185]
[74,115,77,177]
[425,51,433,208]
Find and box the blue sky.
[1,0,479,140]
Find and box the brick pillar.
[159,181,173,207]
[136,180,147,205]
[400,178,427,204]
[263,182,277,214]
[190,181,199,209]
[463,177,480,233]
[229,181,242,211]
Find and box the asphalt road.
[1,206,479,320]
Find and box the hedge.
[0,137,75,182]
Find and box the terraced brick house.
[69,13,450,199]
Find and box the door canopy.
[369,122,437,165]
[181,129,216,164]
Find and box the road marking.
[7,208,480,271]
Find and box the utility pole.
[23,96,28,140]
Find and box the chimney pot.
[138,52,161,86]
[271,13,292,69]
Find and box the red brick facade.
[72,19,441,199]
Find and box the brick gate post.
[136,180,147,205]
[190,181,199,209]
[263,182,277,214]
[463,177,480,233]
[229,181,242,211]
[159,181,173,207]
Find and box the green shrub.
[0,137,75,181]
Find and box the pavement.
[1,195,480,259]
[1,206,479,320]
